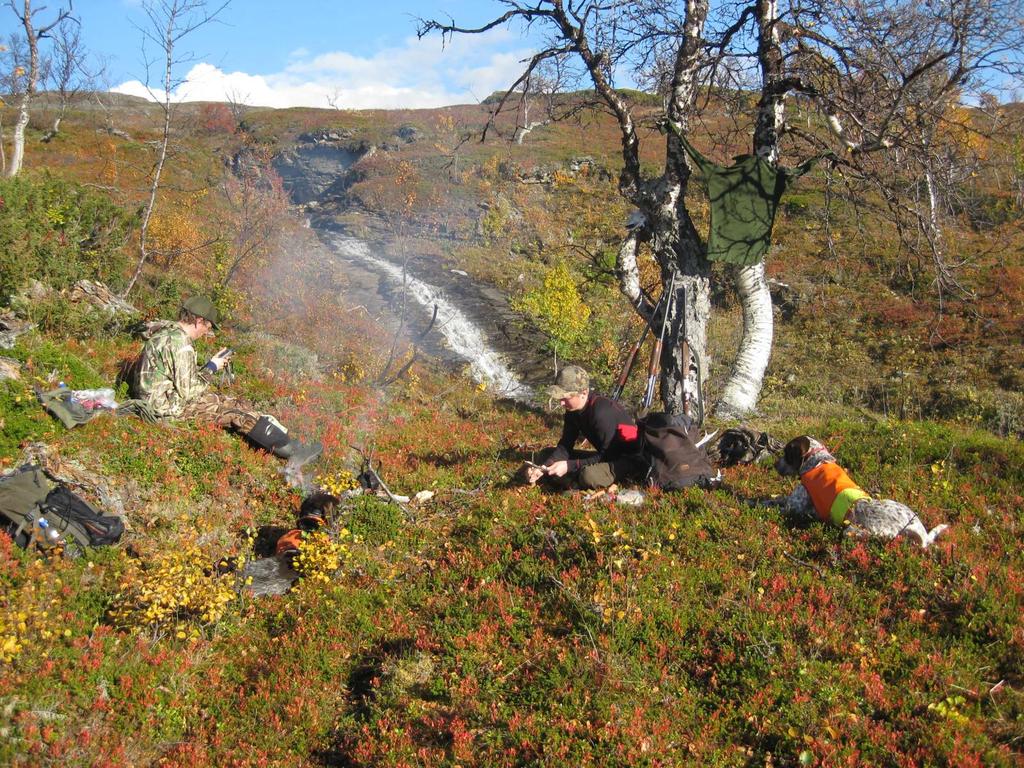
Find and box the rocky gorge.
[272,129,552,400]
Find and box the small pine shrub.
[348,495,403,545]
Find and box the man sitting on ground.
[132,295,321,464]
[524,365,647,490]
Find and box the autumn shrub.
[0,554,71,663]
[107,542,243,640]
[0,173,134,302]
[513,262,592,358]
[292,529,349,584]
[315,468,359,496]
[478,194,517,240]
[196,102,236,135]
[328,353,369,385]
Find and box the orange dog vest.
[801,463,870,525]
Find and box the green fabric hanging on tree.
[678,133,818,266]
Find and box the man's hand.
[525,464,545,485]
[524,459,570,484]
[206,347,233,372]
[544,460,569,478]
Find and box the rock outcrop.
[272,132,374,206]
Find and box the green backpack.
[0,465,124,556]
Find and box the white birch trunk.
[6,1,38,178]
[656,0,711,418]
[717,0,784,418]
[718,262,774,417]
[6,97,30,177]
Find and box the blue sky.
[1,0,539,108]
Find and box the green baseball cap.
[182,295,219,329]
[547,365,589,400]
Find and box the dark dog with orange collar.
[275,492,337,559]
[772,436,948,548]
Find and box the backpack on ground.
[0,465,53,549]
[638,412,717,491]
[0,465,124,556]
[709,425,782,467]
[40,485,125,549]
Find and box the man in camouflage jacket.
[133,296,321,464]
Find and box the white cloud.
[111,29,533,109]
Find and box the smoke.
[324,233,534,402]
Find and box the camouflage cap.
[181,295,219,329]
[547,364,589,400]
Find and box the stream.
[320,232,535,401]
[273,135,545,403]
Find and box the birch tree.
[41,13,92,141]
[510,58,571,145]
[122,0,229,297]
[423,2,714,418]
[421,0,1024,418]
[0,38,23,174]
[3,0,72,177]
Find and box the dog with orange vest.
[773,436,948,548]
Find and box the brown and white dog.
[772,436,948,548]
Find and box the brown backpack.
[638,412,716,490]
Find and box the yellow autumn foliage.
[0,559,65,663]
[513,262,591,351]
[147,190,209,265]
[108,542,241,639]
[291,530,348,584]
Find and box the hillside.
[0,94,1022,766]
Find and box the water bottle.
[33,517,64,553]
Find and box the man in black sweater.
[525,365,648,490]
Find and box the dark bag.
[710,426,782,467]
[0,465,124,555]
[40,485,125,548]
[638,412,716,491]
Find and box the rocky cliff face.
[272,129,374,207]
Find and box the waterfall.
[326,233,534,401]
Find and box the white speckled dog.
[773,436,948,548]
